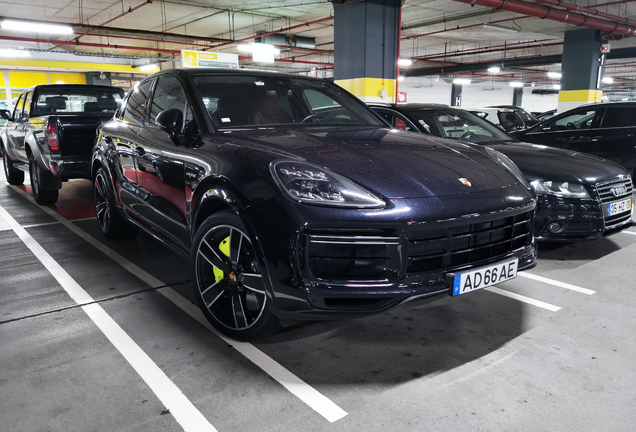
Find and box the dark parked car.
[470,106,540,132]
[512,102,636,178]
[0,84,124,204]
[370,103,633,242]
[93,69,537,341]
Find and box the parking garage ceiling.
[0,0,634,86]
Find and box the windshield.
[192,74,385,129]
[514,107,540,125]
[406,108,515,143]
[33,88,124,116]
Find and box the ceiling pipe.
[535,0,636,27]
[414,40,561,61]
[50,0,156,50]
[451,0,636,37]
[413,39,556,60]
[210,16,334,49]
[0,35,180,55]
[404,46,636,76]
[403,16,532,40]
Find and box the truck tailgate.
[57,114,113,157]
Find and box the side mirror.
[156,108,183,136]
[0,110,10,120]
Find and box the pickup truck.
[0,84,125,204]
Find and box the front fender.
[26,132,61,191]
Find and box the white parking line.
[0,203,218,432]
[518,272,596,295]
[485,287,562,312]
[8,184,348,423]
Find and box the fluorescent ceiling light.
[453,78,471,85]
[553,84,561,90]
[482,23,520,33]
[397,58,412,67]
[237,44,253,52]
[139,63,158,72]
[602,76,614,84]
[547,71,562,79]
[251,43,279,63]
[0,48,30,58]
[2,20,73,35]
[509,81,524,87]
[487,66,501,73]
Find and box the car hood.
[489,142,629,184]
[209,127,521,199]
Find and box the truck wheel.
[2,146,25,185]
[94,167,138,238]
[29,154,58,205]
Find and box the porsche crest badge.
[459,178,472,187]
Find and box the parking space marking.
[518,272,596,295]
[485,287,562,312]
[0,203,218,432]
[8,184,349,423]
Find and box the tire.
[191,210,280,341]
[29,154,58,205]
[94,167,138,238]
[2,145,25,185]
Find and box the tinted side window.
[13,94,25,120]
[375,110,418,132]
[22,91,33,119]
[546,109,597,131]
[149,76,187,127]
[122,80,153,126]
[600,107,636,128]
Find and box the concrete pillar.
[451,83,462,107]
[558,28,606,113]
[333,0,400,103]
[513,87,523,107]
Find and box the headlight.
[530,180,590,199]
[271,161,385,208]
[485,147,528,187]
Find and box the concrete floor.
[1,170,635,432]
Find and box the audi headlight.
[530,181,590,199]
[485,147,529,187]
[271,161,385,208]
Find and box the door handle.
[135,147,146,156]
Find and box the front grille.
[594,177,633,228]
[305,234,402,282]
[563,221,596,236]
[407,211,533,274]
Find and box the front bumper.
[245,189,537,324]
[534,194,633,242]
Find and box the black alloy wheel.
[29,154,58,205]
[192,211,280,341]
[2,146,24,185]
[94,167,137,238]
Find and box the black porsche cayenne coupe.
[93,69,536,340]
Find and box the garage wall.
[521,91,559,113]
[1,71,86,110]
[397,78,452,105]
[461,82,515,109]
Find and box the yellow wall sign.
[180,50,238,69]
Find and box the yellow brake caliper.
[213,236,230,282]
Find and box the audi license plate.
[606,198,632,217]
[450,258,518,296]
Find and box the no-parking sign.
[601,44,611,53]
